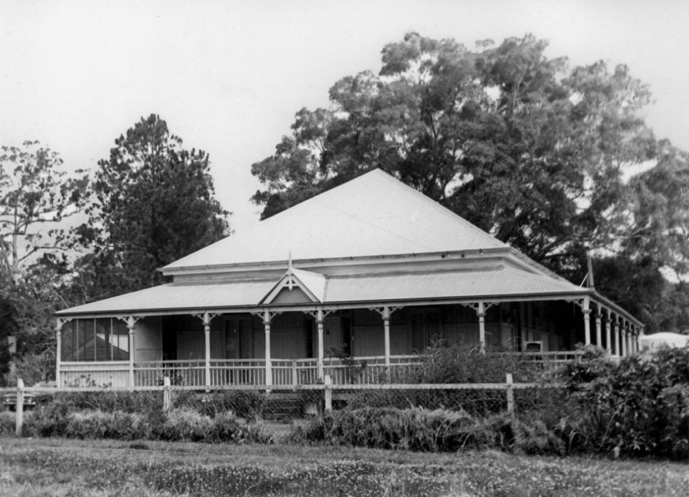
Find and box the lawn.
[0,436,687,496]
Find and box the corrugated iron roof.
[57,280,275,315]
[164,169,507,272]
[57,266,586,316]
[324,267,585,302]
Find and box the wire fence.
[1,374,565,436]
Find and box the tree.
[251,34,656,278]
[76,114,229,299]
[0,141,87,283]
[625,142,689,278]
[0,141,87,383]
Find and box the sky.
[2,0,689,234]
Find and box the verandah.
[56,297,643,388]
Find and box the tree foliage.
[251,33,656,277]
[75,114,229,300]
[0,141,87,283]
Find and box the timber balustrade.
[57,351,583,388]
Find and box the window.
[61,318,129,362]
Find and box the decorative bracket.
[460,301,496,316]
[369,306,403,320]
[192,312,220,327]
[306,308,333,322]
[117,315,142,330]
[250,309,282,324]
[566,297,592,314]
[55,317,73,332]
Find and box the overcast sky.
[2,0,688,233]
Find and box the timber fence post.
[163,376,171,412]
[292,360,298,390]
[506,373,515,416]
[16,378,24,436]
[324,375,332,413]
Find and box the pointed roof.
[164,169,508,273]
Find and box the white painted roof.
[164,169,507,272]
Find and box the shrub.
[62,410,151,440]
[299,407,477,452]
[0,411,15,435]
[558,345,689,459]
[346,388,507,417]
[157,408,214,442]
[409,341,543,384]
[40,391,163,414]
[173,390,266,421]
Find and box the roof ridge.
[329,266,504,280]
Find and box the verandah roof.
[57,265,600,318]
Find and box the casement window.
[61,318,129,362]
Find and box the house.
[55,169,643,387]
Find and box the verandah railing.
[59,351,582,388]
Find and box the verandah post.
[605,312,612,354]
[614,315,621,357]
[582,297,591,345]
[123,316,139,388]
[621,321,628,357]
[203,312,212,387]
[264,309,273,387]
[477,301,486,352]
[383,306,391,369]
[55,320,63,387]
[16,378,24,436]
[316,308,324,380]
[595,308,602,348]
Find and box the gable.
[271,287,314,304]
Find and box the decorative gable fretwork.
[259,264,326,306]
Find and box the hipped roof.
[57,168,641,326]
[163,169,507,273]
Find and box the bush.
[157,408,215,442]
[62,410,151,440]
[558,345,689,459]
[174,390,266,421]
[346,388,507,417]
[0,411,15,435]
[299,407,475,452]
[37,391,162,414]
[408,341,543,384]
[296,407,566,454]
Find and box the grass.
[1,436,688,496]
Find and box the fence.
[1,373,562,437]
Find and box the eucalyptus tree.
[0,141,87,283]
[251,34,656,277]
